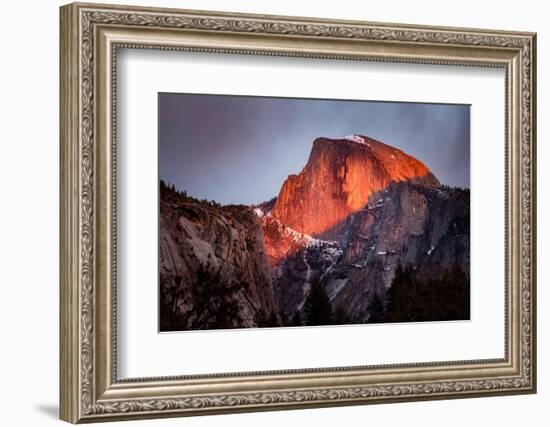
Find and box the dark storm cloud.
[159,93,470,205]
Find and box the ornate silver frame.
[60,2,537,423]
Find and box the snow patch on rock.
[253,207,264,218]
[343,134,370,147]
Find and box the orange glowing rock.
[271,135,440,239]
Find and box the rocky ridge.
[159,184,280,330]
[159,134,470,329]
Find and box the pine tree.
[332,305,350,325]
[366,292,386,323]
[386,262,470,323]
[290,310,303,327]
[159,274,186,331]
[387,262,415,322]
[303,279,333,326]
[188,261,249,330]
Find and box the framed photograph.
[60,2,537,423]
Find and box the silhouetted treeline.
[303,280,333,326]
[160,180,224,207]
[440,184,470,194]
[386,263,470,322]
[160,261,250,331]
[282,279,351,327]
[282,264,469,327]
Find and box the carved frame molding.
[60,2,536,423]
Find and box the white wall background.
[0,0,545,426]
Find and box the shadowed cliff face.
[159,184,280,331]
[320,181,470,321]
[271,135,440,239]
[263,181,469,320]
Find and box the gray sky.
[159,93,470,205]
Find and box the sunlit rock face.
[271,135,440,240]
